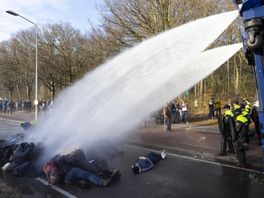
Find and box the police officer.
[234,113,249,166]
[232,101,242,119]
[241,103,251,144]
[242,98,251,108]
[251,100,261,145]
[218,105,235,155]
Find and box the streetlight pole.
[6,10,38,121]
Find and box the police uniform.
[234,114,249,165]
[251,103,261,145]
[219,108,235,155]
[242,108,251,144]
[232,103,242,119]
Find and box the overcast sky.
[0,0,103,41]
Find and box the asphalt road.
[0,120,20,137]
[0,121,264,198]
[69,145,264,198]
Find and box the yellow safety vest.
[233,104,240,110]
[224,110,234,118]
[245,100,251,106]
[242,111,249,117]
[236,114,248,123]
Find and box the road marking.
[128,144,261,174]
[128,139,215,151]
[0,119,21,126]
[36,177,78,198]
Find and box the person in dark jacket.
[8,99,15,114]
[2,142,36,176]
[218,105,235,155]
[0,142,17,164]
[20,122,32,130]
[251,101,261,145]
[131,150,166,174]
[232,101,242,119]
[208,98,215,119]
[0,133,25,165]
[240,104,251,144]
[43,148,120,187]
[234,114,249,166]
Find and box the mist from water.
[28,11,241,158]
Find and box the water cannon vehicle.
[234,0,264,173]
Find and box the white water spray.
[29,11,241,158]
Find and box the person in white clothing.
[181,101,189,124]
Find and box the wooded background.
[0,0,257,113]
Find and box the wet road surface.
[0,120,20,137]
[66,145,264,198]
[0,121,264,198]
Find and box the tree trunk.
[227,60,230,93]
[52,85,56,100]
[26,85,31,100]
[8,88,14,100]
[199,80,203,97]
[194,84,197,98]
[234,56,239,94]
[204,79,207,94]
[16,86,21,99]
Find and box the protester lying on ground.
[0,133,24,149]
[0,143,17,165]
[0,133,25,164]
[43,148,120,187]
[20,122,32,130]
[131,150,166,174]
[2,142,37,176]
[20,120,37,130]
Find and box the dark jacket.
[251,106,259,123]
[9,143,35,169]
[134,157,153,172]
[50,149,107,176]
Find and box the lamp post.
[6,10,38,121]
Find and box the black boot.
[219,137,227,155]
[236,150,246,166]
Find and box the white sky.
[0,0,104,41]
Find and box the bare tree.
[0,40,21,99]
[99,0,219,46]
[13,29,37,100]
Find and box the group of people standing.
[0,98,17,114]
[163,100,189,131]
[208,98,222,119]
[218,98,261,166]
[38,99,52,113]
[0,97,53,114]
[0,98,32,114]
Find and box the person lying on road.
[131,150,166,174]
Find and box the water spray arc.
[28,11,241,160]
